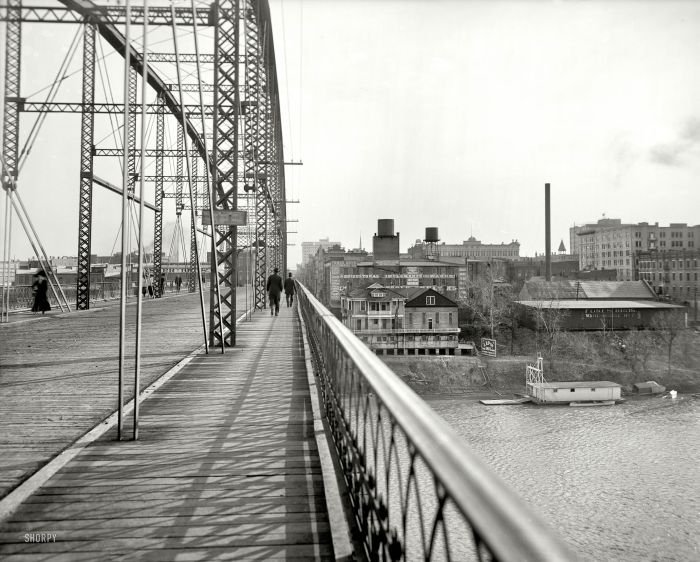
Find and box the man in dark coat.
[284,272,295,308]
[266,267,283,316]
[31,270,51,314]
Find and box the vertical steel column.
[212,0,242,346]
[189,156,198,292]
[2,0,21,213]
[153,95,165,297]
[128,68,137,193]
[176,123,184,217]
[76,22,96,310]
[2,1,21,325]
[246,2,268,310]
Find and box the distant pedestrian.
[147,280,154,298]
[284,272,295,308]
[31,270,51,314]
[266,267,283,316]
[175,275,182,292]
[159,274,165,296]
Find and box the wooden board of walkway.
[0,290,254,499]
[0,303,333,559]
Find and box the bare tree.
[651,310,686,375]
[459,267,514,340]
[532,299,569,372]
[620,329,655,379]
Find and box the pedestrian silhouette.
[159,274,165,296]
[284,272,295,308]
[31,270,51,314]
[266,267,283,316]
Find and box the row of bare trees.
[458,272,688,376]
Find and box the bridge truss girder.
[3,0,287,343]
[76,22,96,310]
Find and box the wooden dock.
[0,300,334,559]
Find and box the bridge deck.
[0,299,333,560]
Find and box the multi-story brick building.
[637,249,699,309]
[301,238,342,265]
[408,236,520,260]
[570,219,700,281]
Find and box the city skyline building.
[570,219,700,281]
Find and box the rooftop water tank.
[425,227,439,243]
[377,219,395,237]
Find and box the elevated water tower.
[424,227,440,260]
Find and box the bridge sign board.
[481,338,497,357]
[200,209,247,226]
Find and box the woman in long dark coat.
[31,270,51,314]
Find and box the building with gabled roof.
[340,285,460,355]
[518,279,657,301]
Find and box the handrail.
[297,282,576,561]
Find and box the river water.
[425,394,700,561]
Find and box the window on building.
[435,312,440,324]
[428,317,433,329]
[361,301,366,311]
[356,320,362,331]
[449,312,453,325]
[426,295,436,305]
[373,319,379,326]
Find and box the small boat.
[569,400,615,407]
[480,397,532,405]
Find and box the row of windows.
[639,259,699,269]
[641,272,698,282]
[365,335,458,343]
[652,285,698,295]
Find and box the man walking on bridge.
[266,267,283,316]
[284,272,296,308]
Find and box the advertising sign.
[200,209,248,226]
[481,338,497,357]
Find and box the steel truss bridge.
[1,2,577,560]
[2,0,287,347]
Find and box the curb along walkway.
[0,303,333,560]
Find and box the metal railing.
[297,282,576,561]
[0,282,179,312]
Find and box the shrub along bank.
[383,327,700,395]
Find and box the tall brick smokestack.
[545,183,551,281]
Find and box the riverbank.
[383,327,700,395]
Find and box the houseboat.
[525,357,622,406]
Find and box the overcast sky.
[2,0,700,267]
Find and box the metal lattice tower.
[153,95,165,297]
[2,0,21,195]
[211,0,242,346]
[188,156,197,293]
[76,22,96,310]
[2,0,287,345]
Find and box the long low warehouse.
[516,299,686,330]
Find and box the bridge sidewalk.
[0,302,334,560]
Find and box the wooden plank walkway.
[0,302,333,560]
[0,289,255,498]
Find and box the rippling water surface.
[426,395,700,561]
